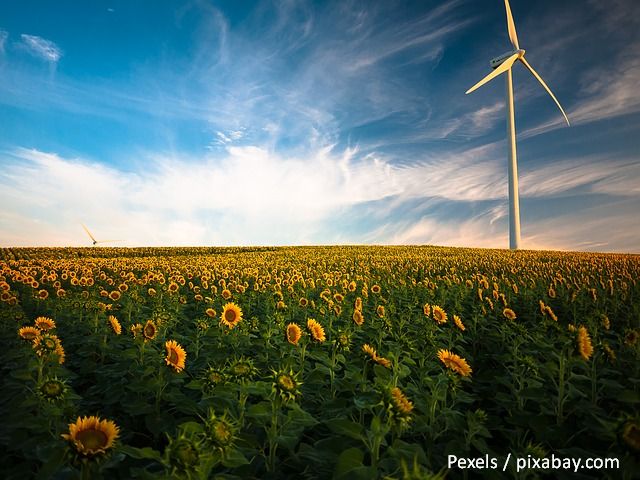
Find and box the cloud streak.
[19,34,62,62]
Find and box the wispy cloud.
[19,34,62,62]
[0,30,7,53]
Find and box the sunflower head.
[33,333,61,357]
[34,316,56,331]
[306,318,326,343]
[432,306,447,324]
[453,315,465,331]
[166,436,201,473]
[143,320,157,341]
[221,302,243,329]
[204,410,237,449]
[165,340,187,373]
[130,323,143,338]
[203,366,226,391]
[376,305,385,318]
[352,309,364,326]
[390,386,414,421]
[503,308,517,321]
[227,357,257,381]
[437,349,472,377]
[18,326,40,341]
[272,368,302,402]
[335,330,352,351]
[622,419,640,451]
[286,323,302,345]
[108,315,122,335]
[577,326,594,361]
[62,416,120,457]
[38,376,68,402]
[205,307,217,319]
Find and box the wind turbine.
[465,0,569,250]
[81,223,123,246]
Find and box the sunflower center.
[213,422,232,445]
[42,381,64,397]
[43,338,57,350]
[76,428,108,451]
[167,348,179,363]
[224,310,237,322]
[278,375,295,391]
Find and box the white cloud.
[0,30,8,53]
[20,34,62,62]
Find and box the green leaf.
[221,448,249,468]
[324,418,365,441]
[333,447,364,479]
[120,445,163,462]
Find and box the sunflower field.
[0,245,638,479]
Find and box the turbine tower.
[465,0,569,250]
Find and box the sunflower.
[108,315,122,335]
[298,297,309,307]
[38,377,67,402]
[354,297,362,311]
[577,326,593,361]
[390,387,414,416]
[273,369,302,402]
[374,355,392,368]
[33,333,61,357]
[362,343,377,360]
[228,357,257,380]
[352,309,364,326]
[221,302,243,329]
[130,323,143,338]
[109,290,121,301]
[168,282,179,294]
[34,316,56,331]
[376,305,385,318]
[221,288,232,300]
[453,315,465,331]
[203,367,226,391]
[423,303,431,317]
[205,308,217,319]
[622,420,640,451]
[432,305,447,324]
[503,308,517,321]
[371,284,381,294]
[602,315,610,330]
[165,340,187,372]
[37,289,49,300]
[306,319,326,342]
[544,306,558,322]
[437,349,472,377]
[148,287,157,296]
[143,320,157,340]
[62,416,120,457]
[18,326,40,341]
[205,410,237,449]
[286,323,302,345]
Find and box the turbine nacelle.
[490,49,525,69]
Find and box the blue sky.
[1,0,639,251]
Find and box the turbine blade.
[465,52,519,94]
[519,57,570,125]
[81,223,97,243]
[504,0,520,50]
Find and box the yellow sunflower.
[108,315,122,335]
[221,288,232,300]
[352,309,364,326]
[221,302,243,329]
[503,308,517,321]
[577,326,593,361]
[371,284,381,294]
[432,305,447,324]
[376,305,385,318]
[37,289,49,300]
[18,326,40,341]
[453,315,465,331]
[62,416,120,457]
[34,316,56,331]
[437,349,472,377]
[622,420,640,451]
[362,343,377,359]
[354,297,363,311]
[423,303,431,317]
[390,387,414,416]
[165,340,187,372]
[143,320,157,341]
[205,308,217,319]
[109,290,121,301]
[306,319,326,342]
[286,323,302,345]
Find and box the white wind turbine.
[466,0,569,250]
[81,223,123,246]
